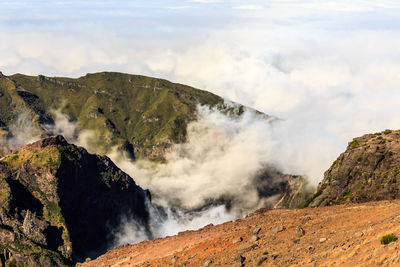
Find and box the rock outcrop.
[306,129,400,207]
[0,135,150,266]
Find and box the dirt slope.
[81,200,400,267]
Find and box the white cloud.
[167,6,194,10]
[113,106,280,213]
[233,5,263,10]
[190,0,221,3]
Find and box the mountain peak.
[305,129,400,207]
[16,135,67,151]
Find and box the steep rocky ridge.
[306,129,400,207]
[0,135,150,266]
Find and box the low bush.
[381,233,398,245]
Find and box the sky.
[2,0,400,183]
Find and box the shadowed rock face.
[306,129,400,207]
[0,135,150,266]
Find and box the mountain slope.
[0,135,151,266]
[306,129,400,207]
[0,71,311,210]
[0,72,226,160]
[81,200,400,267]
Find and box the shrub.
[349,140,359,149]
[381,234,398,245]
[5,259,17,267]
[383,129,392,134]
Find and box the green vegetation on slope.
[0,147,72,266]
[381,234,398,245]
[2,72,224,160]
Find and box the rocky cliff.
[306,129,400,207]
[0,135,150,266]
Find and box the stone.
[302,216,312,224]
[320,238,327,243]
[253,227,262,235]
[306,245,315,252]
[188,254,197,259]
[203,260,213,267]
[248,235,260,243]
[271,225,286,234]
[237,255,246,263]
[257,256,268,266]
[296,226,305,237]
[233,237,243,244]
[354,232,364,238]
[236,244,258,254]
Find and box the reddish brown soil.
[81,200,400,267]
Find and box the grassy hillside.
[0,72,224,159]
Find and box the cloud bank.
[111,106,284,212]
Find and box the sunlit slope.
[1,72,224,159]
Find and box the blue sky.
[2,0,400,182]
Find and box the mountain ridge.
[0,135,151,266]
[0,71,227,160]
